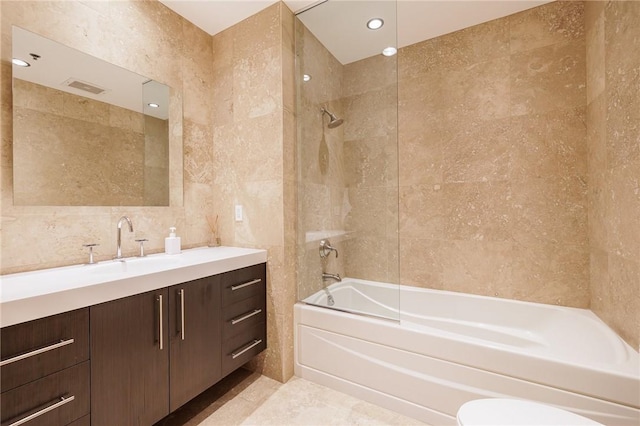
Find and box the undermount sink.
[88,255,183,275]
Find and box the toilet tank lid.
[456,399,603,426]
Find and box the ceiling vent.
[62,78,106,95]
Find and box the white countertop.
[0,246,267,328]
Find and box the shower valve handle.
[319,239,338,259]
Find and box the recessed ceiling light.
[382,47,397,57]
[148,103,159,108]
[12,58,30,67]
[367,18,384,30]
[303,74,312,82]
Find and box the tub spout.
[322,272,341,282]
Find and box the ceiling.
[12,27,170,119]
[160,0,553,64]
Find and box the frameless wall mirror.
[11,26,182,207]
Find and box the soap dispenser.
[165,227,181,255]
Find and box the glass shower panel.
[295,1,399,321]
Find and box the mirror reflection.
[12,26,172,206]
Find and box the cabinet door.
[169,276,222,411]
[90,289,169,426]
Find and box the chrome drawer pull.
[0,339,75,367]
[231,309,262,325]
[8,395,75,426]
[231,339,262,359]
[158,294,164,350]
[178,288,185,340]
[230,278,261,291]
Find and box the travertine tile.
[443,181,513,243]
[509,106,587,180]
[604,1,640,77]
[509,241,589,307]
[604,67,640,168]
[343,54,397,98]
[509,176,588,248]
[441,56,511,122]
[343,85,397,141]
[232,45,283,120]
[399,238,445,289]
[586,94,606,176]
[510,0,584,54]
[587,170,608,251]
[438,17,510,70]
[232,3,281,63]
[585,2,605,103]
[510,39,586,116]
[443,116,512,183]
[344,135,398,188]
[399,184,445,240]
[606,159,640,260]
[183,119,213,184]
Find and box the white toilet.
[456,398,604,426]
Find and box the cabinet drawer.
[0,361,90,426]
[221,322,266,377]
[222,296,266,340]
[221,263,266,307]
[1,309,89,392]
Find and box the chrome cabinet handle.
[157,294,164,350]
[231,339,262,359]
[178,289,185,340]
[230,278,261,291]
[0,339,75,367]
[230,309,262,325]
[8,395,75,426]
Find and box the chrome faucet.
[322,272,341,283]
[115,216,133,260]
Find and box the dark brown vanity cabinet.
[90,288,170,426]
[90,263,266,425]
[168,275,222,411]
[0,308,90,426]
[221,263,267,376]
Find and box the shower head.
[321,108,344,129]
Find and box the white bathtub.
[294,279,640,425]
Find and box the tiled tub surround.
[295,280,640,426]
[0,246,266,327]
[397,0,589,308]
[297,0,638,352]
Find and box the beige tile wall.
[295,22,347,300]
[397,1,590,307]
[586,0,639,350]
[210,3,296,382]
[2,0,296,384]
[342,54,399,284]
[1,0,208,273]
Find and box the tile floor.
[156,369,427,426]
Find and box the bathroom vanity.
[0,247,267,426]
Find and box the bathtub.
[294,279,640,425]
